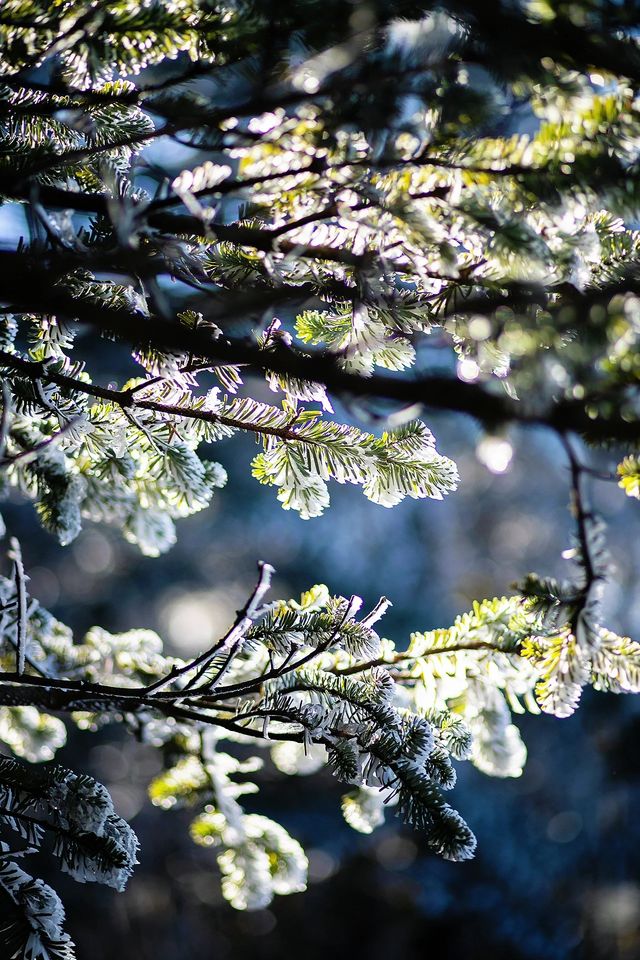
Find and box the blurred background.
[4,400,640,960]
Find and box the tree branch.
[7,539,26,677]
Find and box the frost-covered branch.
[4,0,640,950]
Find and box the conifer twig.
[8,538,26,676]
[0,383,10,462]
[145,561,275,694]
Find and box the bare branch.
[0,382,11,462]
[7,539,27,676]
[145,561,275,695]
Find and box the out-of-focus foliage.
[3,0,640,955]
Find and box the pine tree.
[2,0,640,954]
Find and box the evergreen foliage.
[2,0,640,953]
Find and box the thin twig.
[187,561,275,690]
[8,539,27,676]
[561,435,596,586]
[560,433,607,635]
[332,641,516,676]
[0,417,83,469]
[0,382,11,461]
[204,594,365,700]
[145,561,274,694]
